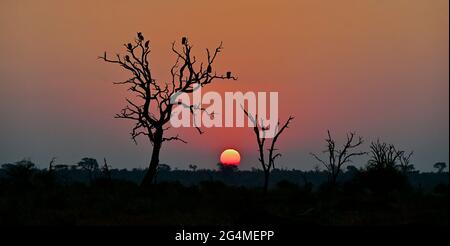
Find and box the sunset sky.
[0,0,448,171]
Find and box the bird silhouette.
[137,32,144,41]
[226,71,231,79]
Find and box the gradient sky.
[0,0,448,171]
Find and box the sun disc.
[220,149,241,166]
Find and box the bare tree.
[48,157,56,172]
[310,131,366,185]
[398,151,415,174]
[243,108,294,193]
[101,158,112,181]
[100,33,236,187]
[367,140,403,170]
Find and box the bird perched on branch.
[137,32,144,41]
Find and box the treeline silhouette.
[0,158,448,190]
[0,158,447,225]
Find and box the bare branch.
[162,135,188,143]
[100,33,236,186]
[311,130,366,185]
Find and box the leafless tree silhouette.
[243,107,294,193]
[48,157,56,170]
[102,158,112,181]
[398,151,415,174]
[100,33,236,186]
[311,131,366,186]
[367,140,403,170]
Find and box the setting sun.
[220,149,241,166]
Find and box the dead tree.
[48,157,56,172]
[368,140,414,174]
[398,151,414,174]
[367,140,403,170]
[310,130,366,186]
[100,33,236,187]
[102,158,112,181]
[243,108,294,193]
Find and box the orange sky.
[0,0,448,170]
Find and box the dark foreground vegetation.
[0,159,447,225]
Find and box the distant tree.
[299,171,313,192]
[101,158,112,181]
[100,33,236,187]
[158,164,172,172]
[313,164,321,173]
[188,164,198,172]
[48,157,57,172]
[368,140,403,171]
[77,157,99,182]
[356,140,411,193]
[217,162,238,173]
[398,151,415,174]
[243,108,294,193]
[39,157,59,186]
[346,165,359,175]
[251,167,261,172]
[53,164,69,171]
[433,162,447,173]
[1,159,37,186]
[154,164,172,184]
[47,157,69,171]
[311,131,366,186]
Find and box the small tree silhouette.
[433,162,447,173]
[77,157,99,182]
[1,159,37,186]
[398,151,415,174]
[188,164,198,172]
[47,157,69,171]
[101,158,112,181]
[217,162,238,173]
[346,165,359,175]
[243,108,294,193]
[310,130,366,186]
[157,164,172,172]
[100,33,236,187]
[154,163,172,184]
[48,157,56,172]
[359,140,410,193]
[368,140,403,170]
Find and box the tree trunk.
[263,171,270,194]
[141,130,163,187]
